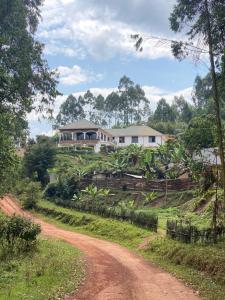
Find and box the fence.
[167,220,225,244]
[80,178,196,192]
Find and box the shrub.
[44,174,80,200]
[45,197,158,232]
[22,181,42,209]
[0,215,41,255]
[166,219,225,244]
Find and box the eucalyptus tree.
[56,94,86,125]
[170,0,225,200]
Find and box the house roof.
[107,125,163,137]
[59,119,99,130]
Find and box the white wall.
[114,135,164,148]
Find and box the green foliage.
[181,115,216,151]
[45,195,158,232]
[167,219,225,244]
[0,239,83,300]
[56,94,85,125]
[36,200,150,247]
[0,215,41,255]
[141,192,157,205]
[147,237,225,285]
[0,0,59,120]
[44,174,80,200]
[153,98,176,122]
[81,185,107,201]
[23,137,56,185]
[0,114,19,196]
[54,76,151,128]
[21,181,42,209]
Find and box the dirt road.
[0,196,200,300]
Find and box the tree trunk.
[205,0,225,203]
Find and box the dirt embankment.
[0,196,200,300]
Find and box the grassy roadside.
[0,237,84,300]
[35,200,225,300]
[35,200,151,248]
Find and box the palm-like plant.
[82,185,111,201]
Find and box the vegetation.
[0,238,83,300]
[142,237,225,300]
[23,136,57,185]
[21,181,42,209]
[55,76,151,128]
[0,214,41,254]
[35,200,150,248]
[35,200,225,300]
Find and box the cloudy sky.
[30,0,208,137]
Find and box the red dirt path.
[0,196,200,300]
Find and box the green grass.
[36,200,151,248]
[0,238,84,300]
[35,200,225,300]
[141,237,225,300]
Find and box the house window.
[119,136,125,143]
[149,136,156,143]
[132,136,138,143]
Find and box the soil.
[0,196,200,300]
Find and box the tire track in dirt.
[0,196,200,300]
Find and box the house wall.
[114,135,164,148]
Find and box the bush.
[167,219,225,244]
[44,175,80,200]
[22,181,42,209]
[46,198,158,232]
[0,215,41,255]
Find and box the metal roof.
[107,125,163,137]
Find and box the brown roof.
[59,119,99,130]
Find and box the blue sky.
[29,0,208,137]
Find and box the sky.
[29,0,209,137]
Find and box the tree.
[0,0,59,193]
[193,74,213,111]
[22,181,42,209]
[0,0,59,122]
[0,114,18,196]
[172,96,193,123]
[170,0,225,201]
[23,136,56,185]
[153,98,176,122]
[56,94,85,125]
[181,115,216,152]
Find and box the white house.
[58,120,166,152]
[58,119,114,153]
[107,125,165,148]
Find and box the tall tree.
[0,0,59,193]
[193,74,213,110]
[153,98,176,122]
[23,136,56,185]
[170,0,225,201]
[172,96,193,123]
[56,94,85,125]
[0,0,59,122]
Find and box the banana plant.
[82,185,111,201]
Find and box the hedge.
[46,198,158,232]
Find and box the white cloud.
[57,65,103,86]
[27,84,193,136]
[27,85,193,123]
[38,0,177,60]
